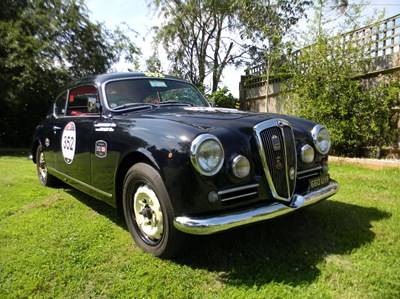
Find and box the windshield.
[105,78,209,110]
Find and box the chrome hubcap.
[39,152,47,180]
[133,185,163,240]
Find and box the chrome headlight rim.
[190,134,225,176]
[311,124,331,155]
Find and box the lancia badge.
[271,135,281,151]
[289,167,295,180]
[276,156,283,170]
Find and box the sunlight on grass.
[0,155,399,298]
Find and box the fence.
[240,14,400,112]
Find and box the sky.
[86,0,400,97]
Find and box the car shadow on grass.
[175,200,391,286]
[64,188,127,229]
[63,188,391,287]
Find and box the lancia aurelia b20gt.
[32,72,339,258]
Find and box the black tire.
[36,145,58,187]
[122,163,184,258]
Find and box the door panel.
[90,120,121,196]
[54,117,96,184]
[53,85,99,185]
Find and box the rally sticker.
[144,72,164,78]
[62,122,76,164]
[95,140,107,158]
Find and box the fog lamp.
[300,144,315,163]
[232,155,250,178]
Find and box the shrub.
[208,87,239,109]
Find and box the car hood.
[143,106,272,129]
[143,106,315,136]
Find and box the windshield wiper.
[113,103,155,111]
[157,101,195,107]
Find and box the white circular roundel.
[62,122,76,164]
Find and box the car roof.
[63,72,189,90]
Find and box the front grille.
[254,119,297,202]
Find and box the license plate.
[309,174,330,190]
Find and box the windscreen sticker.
[95,140,107,158]
[62,122,76,164]
[149,80,168,88]
[144,72,165,78]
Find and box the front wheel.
[122,163,184,258]
[36,145,58,187]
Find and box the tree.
[282,0,395,157]
[145,49,164,73]
[148,0,311,93]
[0,0,139,147]
[300,0,379,43]
[208,87,239,108]
[238,0,312,112]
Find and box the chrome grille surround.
[254,119,297,202]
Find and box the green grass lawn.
[1,153,399,298]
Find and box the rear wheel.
[36,145,58,187]
[122,163,184,258]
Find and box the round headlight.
[312,125,331,154]
[300,144,315,163]
[232,155,250,178]
[190,134,224,176]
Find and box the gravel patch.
[330,156,400,170]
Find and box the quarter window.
[54,91,67,117]
[66,85,99,116]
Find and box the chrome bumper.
[174,180,339,235]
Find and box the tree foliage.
[0,0,139,147]
[145,49,164,73]
[148,0,311,92]
[208,87,239,108]
[283,0,398,157]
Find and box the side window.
[66,85,99,116]
[54,91,67,117]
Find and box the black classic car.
[32,72,339,258]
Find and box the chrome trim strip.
[298,173,320,180]
[297,166,322,176]
[174,180,339,235]
[217,184,259,195]
[221,192,258,203]
[49,167,112,198]
[281,124,291,198]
